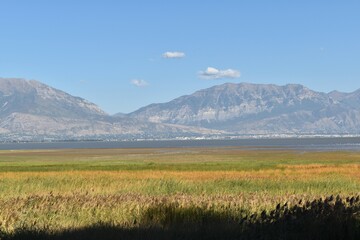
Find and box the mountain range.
[0,78,220,141]
[1,78,360,141]
[130,83,360,135]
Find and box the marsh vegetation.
[0,148,359,239]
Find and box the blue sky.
[1,1,359,114]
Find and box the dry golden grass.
[1,162,359,181]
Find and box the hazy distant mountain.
[113,112,127,118]
[129,82,360,135]
[0,78,220,140]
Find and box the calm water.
[0,137,360,151]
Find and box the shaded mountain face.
[129,83,360,134]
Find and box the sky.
[1,1,360,114]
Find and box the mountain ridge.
[0,78,220,140]
[0,78,107,119]
[1,78,360,141]
[128,82,360,135]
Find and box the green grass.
[0,148,360,172]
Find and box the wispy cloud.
[162,51,185,59]
[198,67,240,80]
[131,79,149,87]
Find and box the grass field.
[0,147,359,239]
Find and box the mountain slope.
[0,78,107,119]
[2,78,360,140]
[129,82,360,134]
[0,78,220,140]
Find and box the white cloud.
[198,67,240,79]
[131,79,148,87]
[162,51,185,59]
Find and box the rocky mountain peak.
[0,78,107,118]
[128,82,360,134]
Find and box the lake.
[1,137,360,151]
